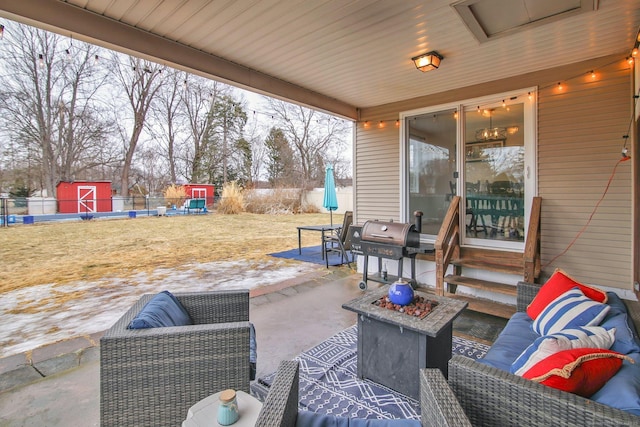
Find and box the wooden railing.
[523,196,542,283]
[434,196,542,296]
[434,196,461,296]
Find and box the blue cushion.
[128,291,193,329]
[295,412,420,427]
[590,352,640,415]
[478,312,539,372]
[600,292,640,355]
[532,287,610,336]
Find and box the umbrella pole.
[330,210,333,227]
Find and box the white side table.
[182,390,263,427]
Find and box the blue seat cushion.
[296,411,420,427]
[478,311,539,372]
[600,292,640,355]
[127,290,193,329]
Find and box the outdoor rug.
[268,245,350,266]
[251,324,490,420]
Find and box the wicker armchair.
[100,290,251,427]
[255,360,472,426]
[446,282,640,426]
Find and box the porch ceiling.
[0,0,638,120]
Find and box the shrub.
[242,188,322,214]
[217,181,244,214]
[163,184,187,208]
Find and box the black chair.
[322,211,353,268]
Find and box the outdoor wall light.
[411,51,443,72]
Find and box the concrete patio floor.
[0,266,505,426]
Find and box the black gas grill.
[350,211,435,290]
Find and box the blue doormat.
[268,245,350,266]
[251,325,490,420]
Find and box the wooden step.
[452,257,522,275]
[444,275,517,297]
[444,293,516,319]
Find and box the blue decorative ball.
[388,278,414,306]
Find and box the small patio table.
[296,224,341,259]
[342,288,468,399]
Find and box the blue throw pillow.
[600,292,640,355]
[128,290,193,329]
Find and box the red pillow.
[527,269,608,320]
[522,348,632,397]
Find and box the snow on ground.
[0,260,317,358]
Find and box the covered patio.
[1,0,639,425]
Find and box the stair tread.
[445,293,516,319]
[444,275,517,296]
[452,258,522,274]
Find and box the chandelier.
[475,109,507,141]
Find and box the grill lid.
[361,220,420,247]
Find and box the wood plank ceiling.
[0,0,638,119]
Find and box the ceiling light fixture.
[411,51,443,72]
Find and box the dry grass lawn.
[0,212,342,294]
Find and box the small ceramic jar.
[217,389,239,425]
[388,278,414,306]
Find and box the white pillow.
[532,287,610,336]
[510,326,616,376]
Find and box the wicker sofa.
[254,360,472,426]
[445,281,640,426]
[100,290,252,427]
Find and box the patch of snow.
[0,260,317,358]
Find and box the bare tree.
[267,99,350,187]
[149,69,186,184]
[111,55,164,197]
[0,23,115,196]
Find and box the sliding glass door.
[402,89,536,250]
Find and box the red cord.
[542,157,630,268]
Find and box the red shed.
[183,184,215,206]
[57,181,113,214]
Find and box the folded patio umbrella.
[323,165,338,226]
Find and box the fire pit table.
[342,288,467,400]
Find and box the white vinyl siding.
[355,123,401,223]
[538,61,632,289]
[355,53,634,291]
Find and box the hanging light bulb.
[557,82,563,91]
[93,54,99,65]
[502,99,506,108]
[395,119,400,127]
[0,24,5,40]
[453,111,458,119]
[528,92,533,101]
[590,70,596,80]
[38,54,45,68]
[632,48,638,57]
[65,49,72,62]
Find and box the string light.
[502,99,506,108]
[38,54,44,68]
[0,24,4,40]
[589,70,596,80]
[557,82,563,91]
[93,54,99,65]
[528,92,533,101]
[378,120,384,128]
[627,56,634,65]
[395,119,400,127]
